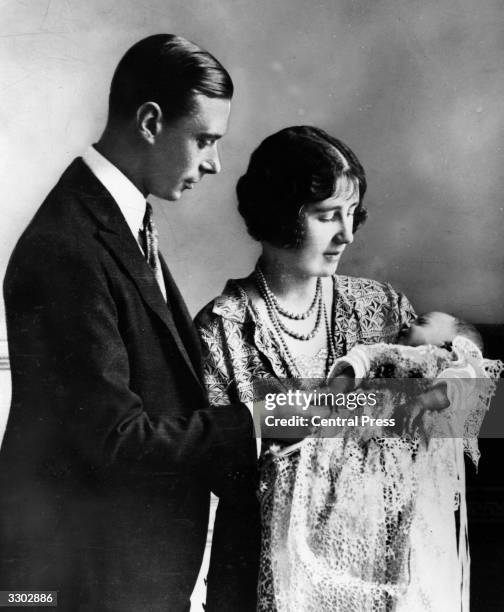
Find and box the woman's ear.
[136,102,163,144]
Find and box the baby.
[397,311,482,351]
[328,311,483,387]
[326,312,487,443]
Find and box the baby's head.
[398,311,483,350]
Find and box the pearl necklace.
[255,266,323,341]
[255,267,322,320]
[254,265,337,376]
[324,302,337,369]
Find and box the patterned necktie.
[139,202,166,300]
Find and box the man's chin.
[158,189,182,202]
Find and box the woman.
[195,126,464,611]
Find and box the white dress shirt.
[82,146,167,300]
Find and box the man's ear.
[137,102,163,144]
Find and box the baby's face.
[398,312,457,347]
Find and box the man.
[0,34,259,611]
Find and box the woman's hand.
[326,367,356,394]
[395,382,450,439]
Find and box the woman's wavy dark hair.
[237,126,367,248]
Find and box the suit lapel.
[97,231,203,390]
[159,254,204,381]
[69,158,204,390]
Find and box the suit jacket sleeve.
[4,234,254,483]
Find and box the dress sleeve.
[196,308,263,460]
[396,287,417,328]
[196,310,237,406]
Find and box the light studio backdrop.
[1,0,503,608]
[1,0,503,327]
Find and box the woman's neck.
[258,252,318,307]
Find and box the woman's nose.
[335,218,354,244]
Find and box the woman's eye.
[318,210,355,222]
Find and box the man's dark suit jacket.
[0,159,259,611]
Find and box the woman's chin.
[297,260,340,277]
[318,261,340,276]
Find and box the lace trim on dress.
[294,348,329,379]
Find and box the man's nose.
[201,146,221,175]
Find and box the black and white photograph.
[0,1,503,610]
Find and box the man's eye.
[197,138,214,149]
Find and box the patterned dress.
[196,275,415,405]
[195,274,416,611]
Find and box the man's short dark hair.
[108,34,233,123]
[236,126,367,248]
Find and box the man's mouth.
[183,179,199,190]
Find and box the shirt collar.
[82,145,146,240]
